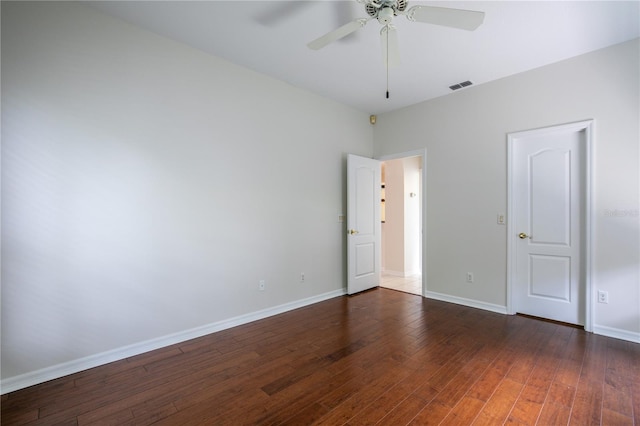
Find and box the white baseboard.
[593,324,640,343]
[1,288,346,394]
[424,292,639,343]
[425,290,508,315]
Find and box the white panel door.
[347,154,381,295]
[509,122,589,325]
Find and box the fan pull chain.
[386,25,390,99]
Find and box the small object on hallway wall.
[370,115,377,125]
[409,192,416,197]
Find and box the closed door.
[347,154,381,295]
[508,121,591,325]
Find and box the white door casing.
[347,154,381,295]
[507,121,593,329]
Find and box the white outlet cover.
[598,290,608,303]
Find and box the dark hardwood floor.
[2,288,639,425]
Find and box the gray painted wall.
[2,2,372,382]
[374,38,639,337]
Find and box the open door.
[347,154,381,295]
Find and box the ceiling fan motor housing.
[366,0,408,21]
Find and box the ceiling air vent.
[449,80,473,91]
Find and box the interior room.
[2,1,638,424]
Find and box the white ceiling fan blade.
[404,5,485,31]
[307,18,371,50]
[380,25,400,68]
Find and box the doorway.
[377,150,426,296]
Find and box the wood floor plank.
[343,368,431,424]
[536,401,571,425]
[466,365,507,403]
[505,398,543,425]
[629,341,640,425]
[569,378,604,425]
[554,329,586,387]
[431,355,493,409]
[472,377,523,425]
[0,407,39,425]
[2,288,637,426]
[374,394,428,425]
[602,338,634,419]
[600,408,633,425]
[545,381,576,408]
[602,382,633,419]
[440,396,486,425]
[244,365,359,425]
[408,399,453,425]
[261,355,407,421]
[314,364,408,425]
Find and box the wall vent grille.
[449,80,473,91]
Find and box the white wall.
[403,156,421,276]
[1,2,373,384]
[382,158,405,275]
[382,157,421,277]
[374,38,640,340]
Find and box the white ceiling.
[91,1,640,114]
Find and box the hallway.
[381,274,422,296]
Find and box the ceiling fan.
[307,0,485,97]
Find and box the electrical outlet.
[466,272,474,283]
[300,272,305,283]
[598,290,608,303]
[259,280,265,291]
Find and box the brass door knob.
[518,232,531,239]
[348,229,359,235]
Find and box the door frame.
[506,120,594,331]
[377,149,428,297]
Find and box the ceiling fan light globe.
[377,7,394,24]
